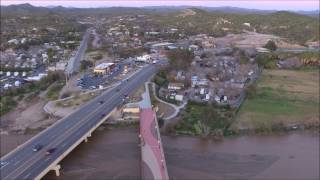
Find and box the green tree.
[47,48,54,63]
[167,49,194,70]
[264,40,277,51]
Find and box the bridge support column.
[84,133,91,143]
[53,164,61,176]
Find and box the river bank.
[41,127,318,180]
[1,126,318,179]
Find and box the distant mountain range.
[144,6,319,16]
[1,3,319,17]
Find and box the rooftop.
[94,62,115,70]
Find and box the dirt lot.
[232,69,319,131]
[215,32,304,48]
[0,95,57,134]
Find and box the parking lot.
[76,61,135,90]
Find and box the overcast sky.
[1,0,319,11]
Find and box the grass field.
[231,69,319,131]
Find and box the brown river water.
[1,127,319,180]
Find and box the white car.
[0,161,9,168]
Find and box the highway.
[0,64,157,180]
[65,28,91,75]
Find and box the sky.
[1,0,319,11]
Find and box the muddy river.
[1,127,319,180]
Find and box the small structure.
[168,83,184,91]
[136,54,152,63]
[93,63,115,74]
[175,94,184,101]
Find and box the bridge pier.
[84,133,92,143]
[53,164,61,176]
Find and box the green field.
[232,69,319,131]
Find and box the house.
[176,70,185,80]
[189,44,199,51]
[191,75,198,87]
[8,39,19,45]
[198,79,209,86]
[168,83,184,91]
[56,62,67,71]
[93,63,115,74]
[136,54,152,63]
[200,88,206,95]
[175,94,184,101]
[204,94,210,101]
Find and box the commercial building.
[93,63,115,74]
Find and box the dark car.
[116,88,120,92]
[33,144,43,152]
[46,148,56,155]
[101,113,106,118]
[98,101,104,104]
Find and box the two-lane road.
[0,64,157,180]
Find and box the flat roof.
[151,42,174,48]
[94,62,115,70]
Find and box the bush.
[46,82,65,100]
[245,84,257,99]
[256,53,277,69]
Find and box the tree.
[80,60,93,71]
[167,49,194,70]
[264,40,277,51]
[256,54,277,69]
[47,48,54,63]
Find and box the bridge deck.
[140,108,169,180]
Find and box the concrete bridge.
[0,64,157,180]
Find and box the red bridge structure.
[139,91,169,180]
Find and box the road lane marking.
[13,160,20,166]
[23,173,31,179]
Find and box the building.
[136,54,152,63]
[175,94,184,101]
[93,63,115,74]
[168,83,184,91]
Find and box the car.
[101,113,106,118]
[0,161,8,168]
[46,148,56,155]
[116,88,120,92]
[98,100,104,104]
[33,144,43,152]
[89,86,96,90]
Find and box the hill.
[153,8,319,44]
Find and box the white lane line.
[23,173,31,179]
[13,160,20,166]
[44,158,50,162]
